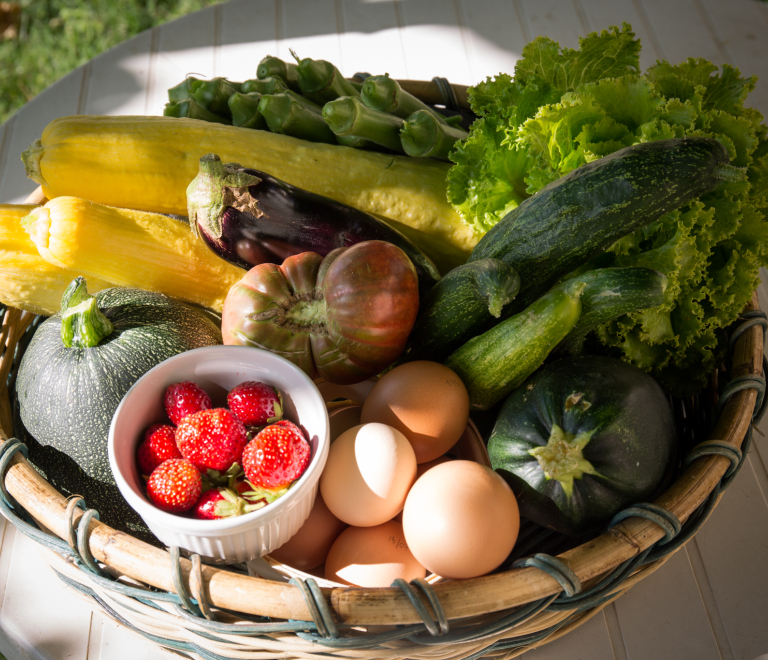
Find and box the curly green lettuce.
[447,23,768,394]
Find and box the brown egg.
[268,492,348,571]
[361,361,470,463]
[319,423,417,527]
[393,455,453,523]
[325,520,426,587]
[402,460,520,579]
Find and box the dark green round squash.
[16,279,222,539]
[487,356,676,536]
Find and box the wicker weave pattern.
[0,295,764,659]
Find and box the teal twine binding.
[683,440,743,479]
[411,578,450,635]
[65,496,86,552]
[76,509,107,576]
[727,311,767,350]
[431,77,460,111]
[0,439,74,557]
[511,553,582,597]
[391,579,442,636]
[170,546,203,618]
[288,577,338,638]
[405,595,557,645]
[0,438,27,510]
[191,554,216,621]
[607,503,681,545]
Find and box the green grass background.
[0,0,225,125]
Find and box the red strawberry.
[192,485,267,520]
[227,381,283,426]
[164,381,212,425]
[242,420,311,490]
[146,459,202,513]
[137,424,181,475]
[176,408,248,473]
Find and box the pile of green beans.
[163,55,468,161]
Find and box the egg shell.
[267,491,348,571]
[328,404,362,441]
[360,361,470,463]
[402,460,520,579]
[319,423,417,527]
[325,520,426,587]
[393,455,453,523]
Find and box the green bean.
[163,99,231,124]
[297,58,361,105]
[322,96,405,153]
[400,110,468,160]
[228,92,267,129]
[259,91,336,144]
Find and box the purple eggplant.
[186,154,441,295]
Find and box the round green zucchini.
[16,279,222,540]
[487,356,676,536]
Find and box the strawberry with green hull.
[176,408,249,474]
[242,420,311,490]
[193,481,289,519]
[227,381,284,427]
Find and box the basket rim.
[0,291,762,627]
[0,190,763,626]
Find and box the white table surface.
[1,1,767,659]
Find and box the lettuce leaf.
[446,23,639,234]
[447,24,768,394]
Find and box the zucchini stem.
[59,277,114,348]
[715,163,747,182]
[21,140,48,188]
[528,424,600,498]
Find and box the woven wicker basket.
[1,188,766,658]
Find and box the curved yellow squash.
[22,198,246,312]
[23,115,479,272]
[0,204,112,316]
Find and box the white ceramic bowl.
[108,345,330,564]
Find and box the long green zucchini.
[398,258,520,364]
[445,278,586,411]
[557,267,668,355]
[469,137,736,315]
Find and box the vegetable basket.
[0,76,765,657]
[0,287,764,659]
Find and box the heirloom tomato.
[222,240,419,384]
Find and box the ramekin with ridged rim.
[108,345,330,563]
